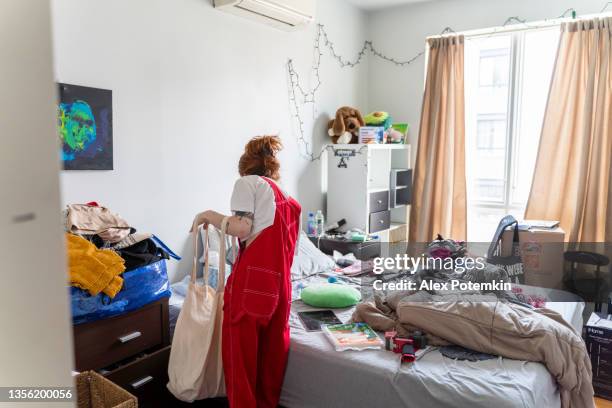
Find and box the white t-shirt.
[230,175,279,241]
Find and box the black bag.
[487,215,525,284]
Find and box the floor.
[597,397,612,408]
[164,396,612,407]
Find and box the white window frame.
[470,31,529,215]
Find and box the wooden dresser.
[72,298,172,407]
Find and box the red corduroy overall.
[222,177,301,408]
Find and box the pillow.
[301,284,361,308]
[291,231,336,281]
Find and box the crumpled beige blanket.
[352,291,594,408]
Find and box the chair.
[564,251,610,312]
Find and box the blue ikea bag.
[71,236,179,325]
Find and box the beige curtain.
[409,35,467,242]
[525,18,612,243]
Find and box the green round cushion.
[301,284,362,308]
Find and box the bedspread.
[353,292,594,408]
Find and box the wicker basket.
[75,371,137,408]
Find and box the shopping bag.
[487,215,524,284]
[167,217,234,401]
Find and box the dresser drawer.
[73,298,169,371]
[369,190,389,213]
[390,168,412,188]
[369,210,390,233]
[105,346,170,407]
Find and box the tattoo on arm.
[230,211,254,238]
[234,211,254,221]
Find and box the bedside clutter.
[308,235,380,261]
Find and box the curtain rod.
[426,12,612,40]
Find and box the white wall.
[367,0,605,154]
[1,1,74,404]
[52,0,368,281]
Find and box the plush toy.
[364,111,392,130]
[328,106,365,144]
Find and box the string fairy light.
[287,24,450,161]
[288,5,608,162]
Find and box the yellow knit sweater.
[66,233,126,298]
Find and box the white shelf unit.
[324,143,412,243]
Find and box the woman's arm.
[191,210,253,240]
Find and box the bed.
[169,273,584,408]
[168,233,585,408]
[282,284,583,408]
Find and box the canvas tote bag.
[167,217,234,401]
[487,215,525,284]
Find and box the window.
[465,29,560,242]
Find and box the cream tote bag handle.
[190,217,233,290]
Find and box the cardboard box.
[585,313,612,400]
[501,226,565,289]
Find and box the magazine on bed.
[323,322,384,351]
[297,310,343,331]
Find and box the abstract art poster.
[58,83,113,170]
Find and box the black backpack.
[487,215,525,284]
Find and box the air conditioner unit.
[214,0,315,31]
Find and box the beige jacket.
[353,292,594,408]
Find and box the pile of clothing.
[65,202,171,299]
[353,236,594,408]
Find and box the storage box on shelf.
[325,144,411,250]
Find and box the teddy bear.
[327,106,365,144]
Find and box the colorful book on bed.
[323,322,384,351]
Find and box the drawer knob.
[379,220,384,224]
[130,375,154,389]
[118,331,142,343]
[377,199,383,204]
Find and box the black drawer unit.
[369,210,391,233]
[391,186,412,208]
[369,190,389,213]
[390,169,412,188]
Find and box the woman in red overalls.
[192,135,301,408]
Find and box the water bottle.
[206,250,220,288]
[306,212,316,237]
[315,210,325,237]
